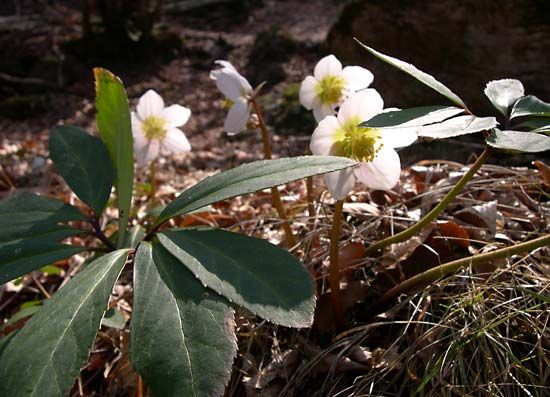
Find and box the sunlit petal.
[338,89,384,125]
[341,66,374,92]
[380,126,418,148]
[299,76,318,110]
[310,116,340,155]
[137,89,165,119]
[354,145,401,190]
[314,54,342,81]
[224,98,250,134]
[161,128,191,153]
[324,168,356,200]
[162,104,191,128]
[136,139,160,167]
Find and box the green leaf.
[360,106,463,128]
[484,79,525,116]
[510,95,550,119]
[94,68,134,248]
[486,129,550,153]
[513,116,550,131]
[418,115,497,139]
[101,308,126,330]
[0,250,129,397]
[0,192,84,241]
[159,228,315,328]
[157,156,355,225]
[356,40,468,109]
[122,224,145,248]
[131,242,236,397]
[49,125,114,215]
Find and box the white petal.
[337,89,384,125]
[484,79,524,115]
[310,116,340,155]
[323,168,356,200]
[341,66,374,92]
[131,112,147,150]
[354,145,401,190]
[137,89,164,119]
[380,127,418,148]
[135,140,160,167]
[213,60,238,74]
[299,76,318,110]
[162,104,191,128]
[211,69,252,101]
[313,102,335,122]
[161,128,191,153]
[314,54,343,81]
[224,98,250,134]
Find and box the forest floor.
[1,1,549,396]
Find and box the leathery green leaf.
[94,68,134,247]
[49,125,114,215]
[131,242,236,397]
[356,40,468,109]
[0,249,129,397]
[487,129,550,153]
[158,228,315,328]
[157,156,355,225]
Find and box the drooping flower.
[131,90,191,167]
[300,54,374,122]
[310,89,417,199]
[210,60,253,135]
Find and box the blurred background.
[1,0,549,175]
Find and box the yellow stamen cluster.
[223,98,234,109]
[315,75,345,105]
[142,116,167,140]
[334,117,382,162]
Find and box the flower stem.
[150,158,157,207]
[305,150,315,219]
[329,199,346,330]
[88,216,116,250]
[251,97,296,247]
[364,147,491,257]
[372,233,550,308]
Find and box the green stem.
[329,199,345,330]
[364,147,491,257]
[251,97,296,248]
[373,233,550,307]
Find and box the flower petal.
[161,128,191,153]
[337,89,384,125]
[137,89,165,119]
[131,112,147,150]
[211,69,252,101]
[213,60,238,74]
[354,145,401,190]
[224,97,250,135]
[314,54,343,81]
[342,66,374,92]
[380,126,418,148]
[135,139,160,167]
[310,116,340,155]
[162,104,191,128]
[313,101,335,122]
[323,168,356,200]
[299,76,318,110]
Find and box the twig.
[364,147,491,256]
[88,216,116,250]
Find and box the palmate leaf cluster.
[357,41,550,152]
[0,69,354,396]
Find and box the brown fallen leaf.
[437,220,470,249]
[533,160,550,186]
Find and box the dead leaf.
[533,160,550,186]
[437,220,470,248]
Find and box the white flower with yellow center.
[310,89,417,199]
[210,60,253,135]
[131,90,191,167]
[300,54,374,122]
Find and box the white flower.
[210,60,253,135]
[310,90,417,199]
[299,54,374,122]
[131,90,191,167]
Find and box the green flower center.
[334,117,382,162]
[223,98,234,108]
[142,116,167,140]
[315,75,345,105]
